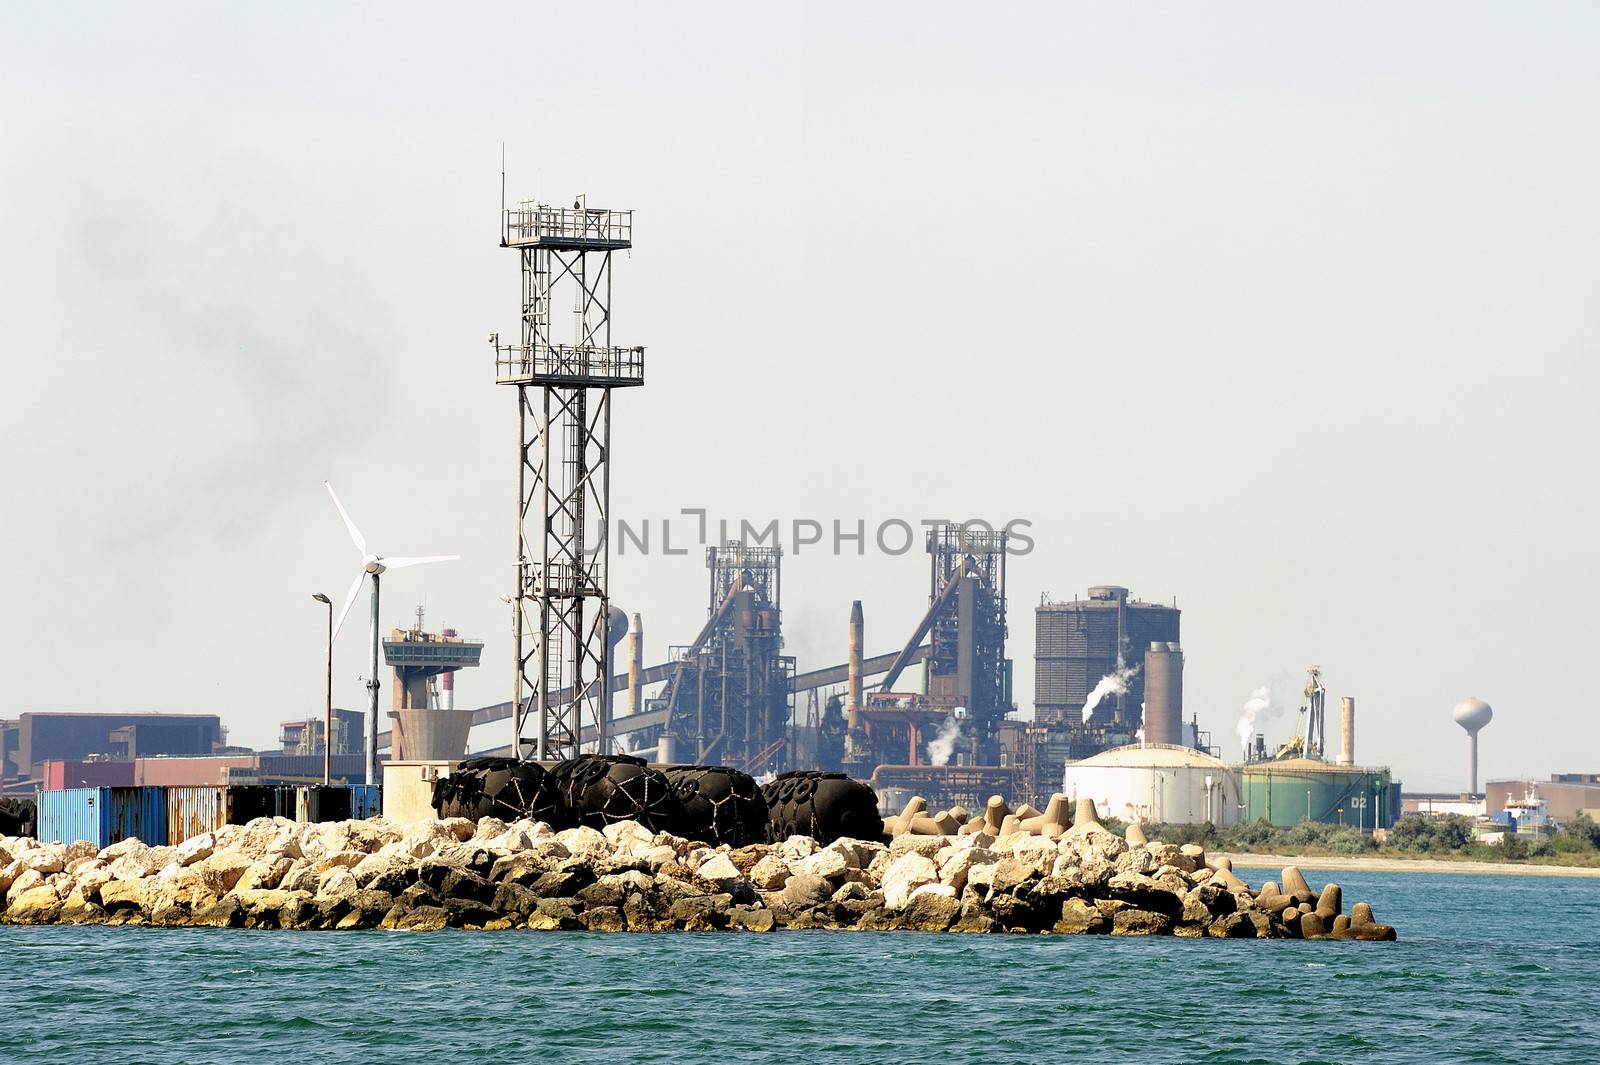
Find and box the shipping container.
[351,784,382,820]
[166,785,224,844]
[38,786,169,848]
[295,785,354,823]
[40,760,135,790]
[165,785,295,844]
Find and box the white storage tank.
[1062,744,1242,827]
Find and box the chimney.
[1142,642,1183,746]
[1339,696,1355,766]
[847,600,864,730]
[627,613,643,717]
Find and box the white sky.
[2,2,1596,791]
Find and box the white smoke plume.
[927,712,964,767]
[1236,685,1272,755]
[1082,661,1140,724]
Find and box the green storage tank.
[1240,758,1394,829]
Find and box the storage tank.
[1239,758,1395,829]
[1142,643,1183,746]
[1062,744,1241,826]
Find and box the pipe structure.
[847,600,864,730]
[627,613,643,716]
[1339,696,1355,766]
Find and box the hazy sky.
[2,3,1596,790]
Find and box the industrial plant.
[8,189,1555,845]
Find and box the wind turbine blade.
[381,555,461,569]
[332,570,366,641]
[323,481,367,557]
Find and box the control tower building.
[384,607,484,761]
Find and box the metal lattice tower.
[495,196,644,760]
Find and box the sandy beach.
[1222,852,1600,879]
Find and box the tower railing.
[494,342,645,387]
[503,202,633,248]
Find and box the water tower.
[1452,697,1493,795]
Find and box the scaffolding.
[497,195,644,760]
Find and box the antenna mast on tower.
[493,193,644,760]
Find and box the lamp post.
[312,593,333,785]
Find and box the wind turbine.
[324,480,458,785]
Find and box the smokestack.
[441,670,455,712]
[627,613,643,717]
[847,600,864,730]
[1142,642,1183,746]
[1339,697,1355,765]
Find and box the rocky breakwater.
[0,798,1397,939]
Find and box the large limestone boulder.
[776,836,818,862]
[5,885,64,924]
[696,853,747,893]
[938,847,993,894]
[20,847,65,876]
[99,878,150,915]
[748,854,791,890]
[881,852,939,910]
[236,858,295,893]
[1112,908,1175,935]
[602,821,656,852]
[555,826,611,862]
[175,833,217,867]
[8,867,46,898]
[899,886,960,931]
[793,847,850,882]
[196,852,253,896]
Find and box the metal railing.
[503,202,632,247]
[495,343,645,386]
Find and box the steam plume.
[927,712,963,766]
[1237,685,1271,754]
[1082,660,1140,724]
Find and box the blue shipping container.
[37,786,169,849]
[352,784,382,820]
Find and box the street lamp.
[312,593,333,785]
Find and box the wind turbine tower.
[492,193,645,760]
[323,481,458,784]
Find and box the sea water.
[3,868,1596,1064]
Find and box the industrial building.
[1233,674,1398,829]
[1486,775,1600,824]
[280,708,366,758]
[0,712,225,791]
[655,542,795,772]
[1035,586,1180,732]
